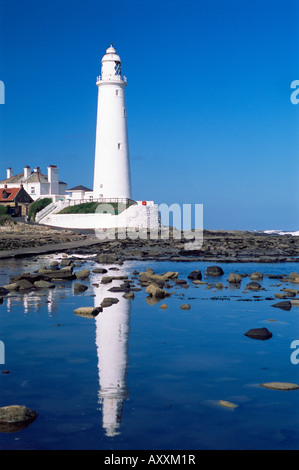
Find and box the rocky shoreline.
[0,222,298,262]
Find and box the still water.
[0,255,299,450]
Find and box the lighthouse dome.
[101,44,121,63]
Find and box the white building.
[0,165,67,201]
[34,45,160,231]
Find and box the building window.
[30,187,35,194]
[118,143,122,150]
[116,90,119,96]
[100,184,103,188]
[123,108,126,117]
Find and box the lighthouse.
[93,45,132,200]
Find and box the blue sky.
[0,0,298,230]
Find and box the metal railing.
[68,197,135,206]
[96,75,127,83]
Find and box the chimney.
[33,166,40,173]
[24,165,31,179]
[47,165,59,195]
[6,168,12,179]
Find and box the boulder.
[74,307,101,318]
[260,382,299,391]
[60,259,74,267]
[123,292,135,300]
[205,266,224,276]
[187,270,202,281]
[73,283,88,294]
[33,280,55,289]
[100,297,119,308]
[228,273,242,283]
[245,282,262,291]
[0,405,38,432]
[289,272,299,280]
[180,303,191,310]
[244,328,272,340]
[92,268,108,274]
[250,272,263,281]
[50,261,59,267]
[97,253,123,264]
[275,292,296,299]
[2,283,19,291]
[76,269,90,279]
[146,283,170,299]
[272,301,292,311]
[15,279,34,290]
[38,268,75,280]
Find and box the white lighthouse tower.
[93,44,132,200]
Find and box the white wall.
[42,204,159,230]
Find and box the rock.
[260,382,299,391]
[74,307,101,318]
[50,261,59,267]
[73,282,88,293]
[38,268,75,280]
[0,405,38,432]
[15,279,34,290]
[100,297,119,308]
[272,301,292,311]
[10,273,42,283]
[245,282,262,291]
[180,303,191,310]
[205,266,224,276]
[228,273,242,283]
[250,272,263,281]
[146,283,170,299]
[160,303,168,309]
[92,268,108,274]
[123,292,135,300]
[187,270,202,281]
[76,269,90,279]
[289,272,299,280]
[108,286,130,293]
[291,299,299,307]
[175,279,187,285]
[97,253,123,264]
[60,259,74,267]
[215,282,223,289]
[146,268,155,275]
[2,283,19,291]
[275,292,296,299]
[33,280,55,289]
[163,271,179,280]
[244,328,272,340]
[218,400,238,409]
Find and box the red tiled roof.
[0,187,21,202]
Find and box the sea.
[0,250,299,450]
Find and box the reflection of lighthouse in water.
[94,275,131,437]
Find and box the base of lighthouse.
[36,199,160,231]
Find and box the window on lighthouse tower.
[115,62,121,75]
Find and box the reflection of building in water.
[6,289,58,315]
[93,271,131,437]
